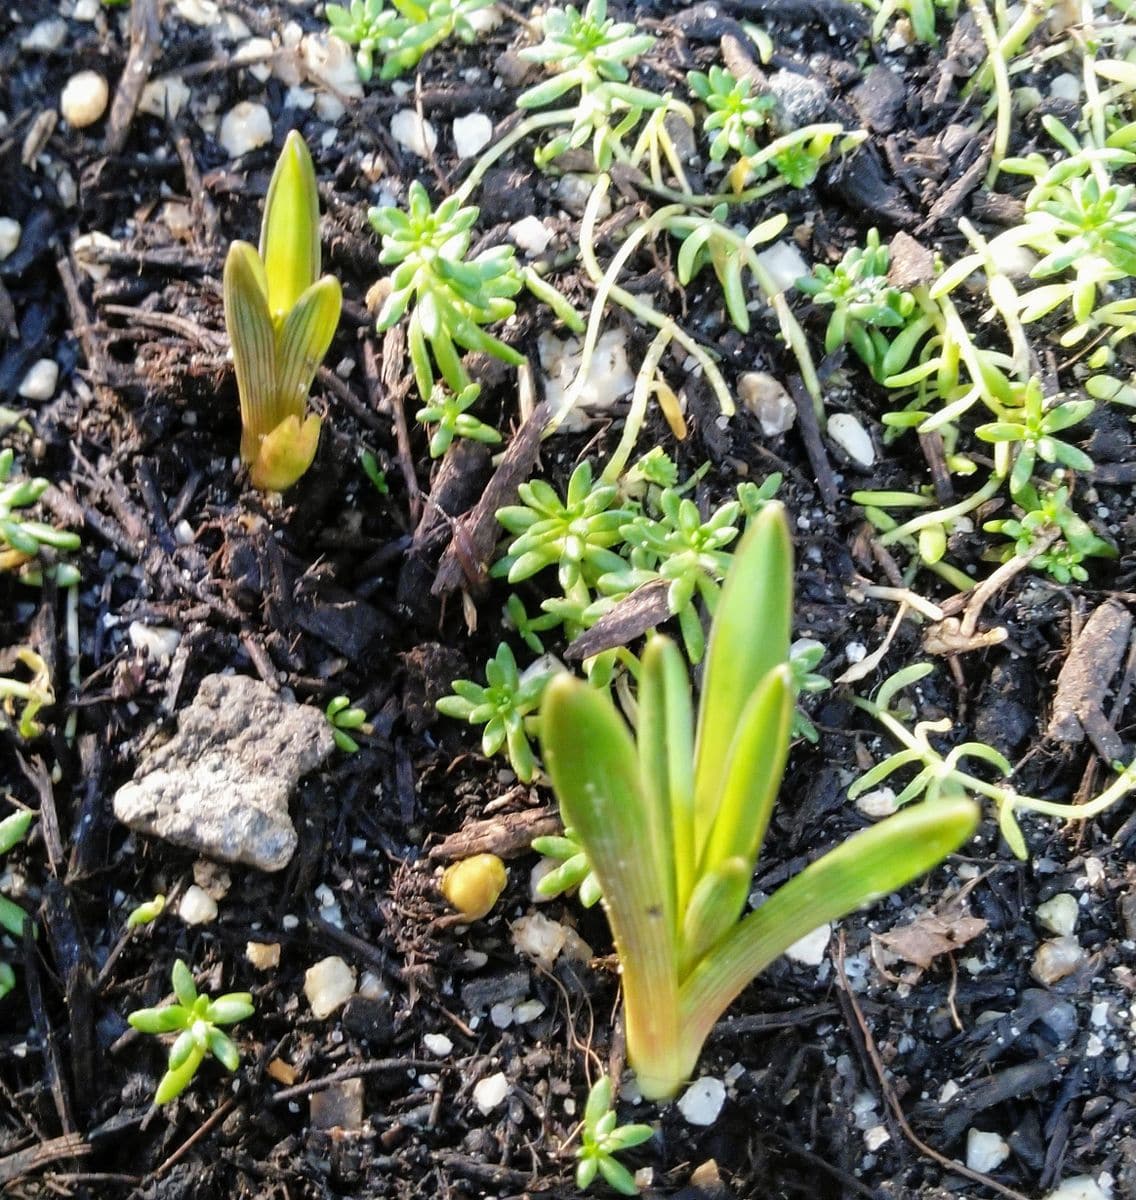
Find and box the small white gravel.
[738,371,796,436]
[178,885,218,925]
[245,941,281,970]
[677,1076,726,1126]
[18,359,59,400]
[1037,893,1079,937]
[509,215,552,256]
[61,71,109,128]
[139,76,191,120]
[1049,72,1082,102]
[1031,936,1085,986]
[556,173,609,218]
[784,923,831,966]
[358,970,387,1001]
[128,622,182,661]
[453,113,493,159]
[21,19,68,52]
[511,909,571,970]
[827,413,876,467]
[423,1033,453,1057]
[855,787,898,819]
[390,110,437,158]
[234,37,275,83]
[966,1129,1010,1173]
[301,33,364,98]
[0,219,22,262]
[490,1002,514,1029]
[304,956,356,1018]
[864,1124,890,1151]
[219,102,272,158]
[473,1072,509,1115]
[1043,1177,1113,1200]
[513,999,545,1024]
[754,240,810,294]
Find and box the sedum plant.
[415,382,501,459]
[0,809,35,1000]
[687,65,774,162]
[540,503,978,1099]
[0,448,81,585]
[128,959,255,1105]
[575,1075,653,1195]
[224,131,342,492]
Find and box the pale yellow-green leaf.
[679,857,749,979]
[250,413,321,492]
[223,241,276,462]
[275,276,342,422]
[260,130,321,320]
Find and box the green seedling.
[984,483,1115,584]
[224,131,342,492]
[687,66,774,162]
[128,959,255,1105]
[326,695,371,753]
[0,809,35,1001]
[126,895,166,928]
[850,0,958,44]
[415,382,502,459]
[517,0,667,169]
[575,1075,653,1195]
[436,643,552,783]
[788,638,831,744]
[369,182,524,401]
[541,503,978,1098]
[532,826,602,908]
[0,647,55,738]
[326,0,489,82]
[853,663,1136,860]
[359,448,389,495]
[0,448,81,585]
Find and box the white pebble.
[864,1124,890,1151]
[139,76,191,120]
[301,33,363,98]
[677,1076,726,1126]
[358,970,387,1000]
[754,240,810,294]
[73,0,100,20]
[174,518,195,545]
[1049,72,1082,102]
[473,1072,509,1114]
[175,0,220,26]
[234,37,276,83]
[966,1129,1010,1173]
[390,110,437,158]
[855,787,898,819]
[509,215,552,256]
[511,910,570,970]
[452,113,493,159]
[178,885,218,925]
[557,173,609,218]
[423,1033,453,1057]
[1031,936,1085,986]
[1037,893,1079,937]
[21,18,68,52]
[128,622,182,662]
[304,955,356,1018]
[18,359,59,400]
[490,1002,514,1029]
[738,371,796,436]
[219,102,272,158]
[285,86,314,110]
[61,71,109,129]
[785,923,831,966]
[991,242,1037,282]
[0,218,21,262]
[1043,1177,1113,1200]
[246,941,281,970]
[828,413,876,467]
[466,3,502,31]
[72,231,120,282]
[513,999,545,1024]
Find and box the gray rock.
[767,69,830,131]
[113,673,333,871]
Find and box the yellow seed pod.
[440,855,507,921]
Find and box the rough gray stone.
[113,673,333,871]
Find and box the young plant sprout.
[0,448,81,585]
[223,131,342,492]
[0,809,35,1000]
[415,382,501,459]
[325,695,371,753]
[326,0,489,82]
[0,647,55,738]
[574,1076,653,1195]
[540,503,978,1099]
[517,0,667,169]
[128,959,255,1105]
[687,66,774,162]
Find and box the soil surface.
[2,1,1136,1198]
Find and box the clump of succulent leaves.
[326,0,490,82]
[540,504,978,1098]
[0,647,55,738]
[128,959,255,1104]
[0,809,35,1000]
[517,0,668,168]
[0,448,80,585]
[687,65,774,162]
[325,695,371,752]
[224,131,341,491]
[575,1076,653,1195]
[416,382,501,458]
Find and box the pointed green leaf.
[693,503,792,855]
[260,130,321,319]
[155,1044,205,1104]
[224,241,277,461]
[0,894,29,939]
[0,810,35,855]
[128,1005,189,1035]
[275,275,342,421]
[679,857,750,978]
[171,959,198,1008]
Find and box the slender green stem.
[968,0,1012,187]
[601,327,673,484]
[877,474,1002,546]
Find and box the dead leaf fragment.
[875,906,988,969]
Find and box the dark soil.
[2,1,1136,1198]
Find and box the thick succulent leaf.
[250,414,322,492]
[693,503,792,855]
[260,130,321,319]
[679,798,978,1055]
[0,809,35,855]
[0,893,29,939]
[155,1045,205,1105]
[223,241,277,462]
[129,1005,189,1035]
[275,276,342,421]
[541,675,679,1099]
[172,959,198,1008]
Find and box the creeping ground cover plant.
[540,503,978,1099]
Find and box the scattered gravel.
[127,622,182,662]
[509,215,552,256]
[245,941,281,971]
[827,413,876,468]
[423,1033,453,1057]
[1037,893,1079,937]
[18,359,59,400]
[178,885,219,925]
[966,1129,1011,1173]
[304,956,357,1018]
[453,113,493,159]
[1043,1177,1113,1200]
[1031,935,1086,986]
[60,70,109,128]
[0,218,19,261]
[677,1076,726,1126]
[738,371,796,436]
[219,101,273,157]
[784,923,831,966]
[390,109,437,158]
[754,240,810,294]
[473,1072,509,1115]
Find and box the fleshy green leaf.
[0,810,35,855]
[260,130,322,319]
[155,1045,205,1105]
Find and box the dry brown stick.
[0,1134,91,1187]
[367,332,422,522]
[834,934,1031,1200]
[167,117,220,248]
[105,0,163,157]
[788,376,839,509]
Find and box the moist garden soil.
[3,1,1136,1197]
